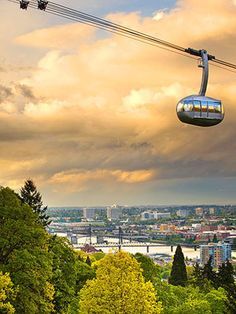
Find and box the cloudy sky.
[1,0,236,206]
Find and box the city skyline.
[1,0,236,206]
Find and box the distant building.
[209,207,215,215]
[154,212,171,219]
[176,209,189,218]
[192,223,202,231]
[141,211,154,220]
[83,208,96,220]
[200,242,231,268]
[160,224,176,232]
[107,204,123,220]
[195,207,203,216]
[141,211,171,220]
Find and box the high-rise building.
[200,242,231,268]
[107,204,123,220]
[209,207,215,215]
[176,209,189,218]
[83,208,96,220]
[195,207,204,216]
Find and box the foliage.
[0,272,15,313]
[217,260,236,313]
[202,257,217,287]
[0,187,54,313]
[154,279,227,314]
[49,236,95,313]
[134,253,161,283]
[92,252,105,261]
[168,245,187,286]
[191,259,236,313]
[20,179,51,227]
[79,251,162,314]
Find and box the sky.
[1,0,236,206]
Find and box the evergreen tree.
[202,256,217,287]
[218,260,236,313]
[192,262,204,287]
[20,179,51,227]
[212,234,218,243]
[169,245,188,286]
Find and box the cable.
[6,0,236,72]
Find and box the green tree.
[212,234,218,243]
[134,253,160,283]
[0,272,15,313]
[0,187,54,313]
[154,279,227,314]
[20,179,50,227]
[218,260,236,313]
[79,251,162,314]
[204,288,228,314]
[49,236,95,313]
[202,257,217,287]
[169,245,187,286]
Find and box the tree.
[202,257,217,287]
[79,251,162,314]
[154,279,227,314]
[212,234,218,243]
[169,245,187,286]
[20,179,50,227]
[49,236,95,313]
[134,253,160,283]
[0,272,15,313]
[204,288,228,314]
[218,260,236,313]
[85,256,91,266]
[0,187,54,313]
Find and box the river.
[73,236,236,260]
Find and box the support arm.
[199,49,209,96]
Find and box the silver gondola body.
[177,95,224,127]
[176,49,224,127]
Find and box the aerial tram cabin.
[177,96,223,127]
[176,49,224,127]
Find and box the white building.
[154,212,171,219]
[107,204,123,220]
[83,208,96,220]
[141,211,171,220]
[176,209,189,218]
